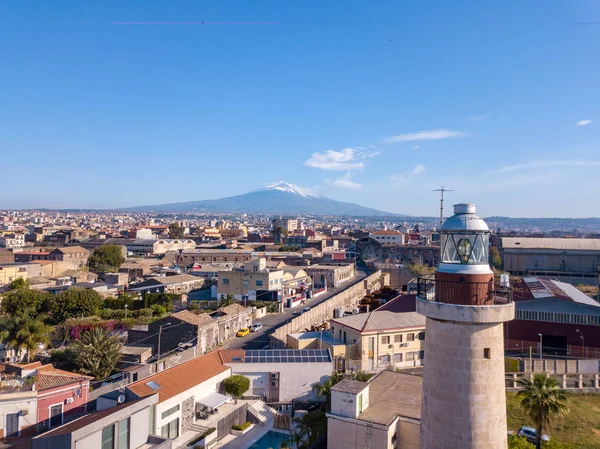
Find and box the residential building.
[0,262,38,288]
[502,237,600,285]
[130,274,205,295]
[369,230,405,245]
[35,365,93,432]
[217,258,284,300]
[128,305,252,360]
[0,248,14,264]
[357,238,439,267]
[0,389,37,439]
[32,394,171,449]
[176,249,253,266]
[272,217,299,233]
[0,233,25,249]
[76,238,195,256]
[304,263,355,288]
[126,351,231,441]
[329,295,426,372]
[327,370,422,449]
[219,349,332,402]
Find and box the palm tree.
[73,327,123,379]
[0,316,51,362]
[311,372,344,410]
[517,373,569,449]
[294,411,327,446]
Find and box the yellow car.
[236,328,250,337]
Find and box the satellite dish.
[117,395,126,404]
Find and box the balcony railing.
[417,275,513,306]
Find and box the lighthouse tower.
[417,203,514,449]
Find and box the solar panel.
[259,357,267,363]
[273,357,281,363]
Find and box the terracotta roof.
[154,274,201,285]
[36,366,92,391]
[127,351,230,403]
[330,308,425,333]
[218,350,245,363]
[171,310,214,326]
[52,246,89,254]
[218,303,249,315]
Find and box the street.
[226,270,368,350]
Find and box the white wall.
[227,362,331,402]
[0,393,37,437]
[75,429,100,449]
[153,368,231,435]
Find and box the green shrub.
[99,309,114,320]
[151,304,167,315]
[231,422,251,431]
[112,309,128,319]
[135,308,153,318]
[188,427,216,446]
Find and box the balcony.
[416,275,513,306]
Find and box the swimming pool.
[248,430,290,449]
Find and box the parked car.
[236,328,250,337]
[301,307,311,314]
[517,426,549,444]
[250,323,263,332]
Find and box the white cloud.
[391,164,426,182]
[304,147,378,171]
[493,160,600,173]
[384,129,470,143]
[465,114,491,122]
[412,145,420,150]
[333,172,363,189]
[576,119,592,126]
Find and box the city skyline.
[2,1,599,216]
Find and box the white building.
[0,233,25,248]
[369,230,405,245]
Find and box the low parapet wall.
[270,271,384,349]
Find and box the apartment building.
[177,249,253,266]
[0,233,25,248]
[304,263,355,288]
[329,295,425,372]
[217,258,284,300]
[369,230,405,245]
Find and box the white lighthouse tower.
[417,203,514,449]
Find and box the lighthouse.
[417,203,514,449]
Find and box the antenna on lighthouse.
[432,186,454,227]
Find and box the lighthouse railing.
[416,275,513,306]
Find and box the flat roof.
[332,379,368,394]
[502,237,600,251]
[358,370,422,425]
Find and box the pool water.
[248,430,290,449]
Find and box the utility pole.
[157,322,171,369]
[432,186,454,227]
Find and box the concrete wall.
[327,416,391,449]
[0,391,37,439]
[227,362,331,402]
[330,388,368,419]
[419,317,508,449]
[270,271,383,348]
[397,417,420,449]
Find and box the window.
[418,332,425,341]
[394,334,402,343]
[118,418,130,449]
[222,278,229,286]
[256,280,263,286]
[161,418,179,440]
[381,336,390,345]
[101,426,114,449]
[242,280,249,286]
[161,404,180,419]
[407,333,415,342]
[49,404,63,428]
[406,352,417,361]
[393,353,403,363]
[484,348,491,359]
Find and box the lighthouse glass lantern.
[440,203,490,266]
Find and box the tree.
[8,277,29,290]
[73,327,123,379]
[220,294,238,307]
[0,288,52,318]
[294,410,327,447]
[517,373,569,449]
[51,288,104,323]
[222,375,250,403]
[168,222,185,239]
[88,244,125,272]
[0,316,52,362]
[312,372,344,409]
[490,246,503,270]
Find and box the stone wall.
[181,396,195,433]
[270,271,384,349]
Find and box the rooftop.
[502,237,600,251]
[357,370,422,425]
[219,349,332,364]
[331,309,425,333]
[332,379,368,394]
[171,309,214,326]
[127,351,229,403]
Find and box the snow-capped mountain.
[121,181,400,216]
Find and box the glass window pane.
[118,418,130,449]
[102,426,114,449]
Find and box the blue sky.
[1,1,599,217]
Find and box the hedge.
[231,422,251,431]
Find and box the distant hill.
[120,182,402,216]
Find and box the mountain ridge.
[119,182,402,216]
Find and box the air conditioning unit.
[65,397,74,404]
[270,372,279,380]
[270,380,279,388]
[388,345,393,349]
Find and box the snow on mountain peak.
[262,181,317,198]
